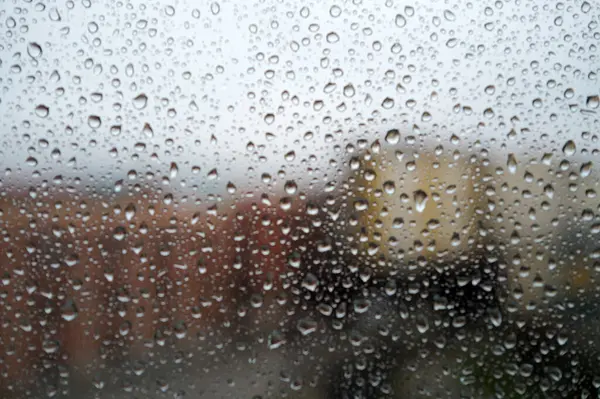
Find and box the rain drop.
[562,140,576,156]
[35,105,49,118]
[413,190,428,213]
[133,94,148,110]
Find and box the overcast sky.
[0,0,597,196]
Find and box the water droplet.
[26,156,38,167]
[484,85,496,95]
[113,226,127,241]
[413,190,428,213]
[125,204,136,221]
[61,299,78,321]
[382,97,394,109]
[416,315,429,333]
[554,16,563,26]
[297,317,317,336]
[395,14,407,28]
[301,273,319,292]
[87,21,99,33]
[443,9,456,21]
[326,32,339,43]
[170,162,179,178]
[353,298,370,314]
[329,5,342,18]
[586,95,599,109]
[49,7,61,21]
[133,94,148,109]
[285,151,296,161]
[35,105,49,118]
[562,140,576,156]
[142,123,154,138]
[264,113,275,124]
[207,168,218,180]
[268,331,286,349]
[210,2,220,15]
[385,129,400,144]
[317,303,333,316]
[284,180,297,195]
[27,42,42,58]
[483,107,495,118]
[446,38,458,48]
[383,180,395,194]
[507,153,517,174]
[582,1,591,13]
[581,161,593,178]
[226,182,236,194]
[88,115,101,128]
[110,125,122,136]
[488,307,502,327]
[343,84,355,97]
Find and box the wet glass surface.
[1,1,600,398]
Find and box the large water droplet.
[385,129,400,144]
[507,153,517,174]
[35,105,49,118]
[413,190,428,213]
[133,93,148,109]
[61,299,78,321]
[268,331,286,349]
[562,140,576,156]
[297,317,318,336]
[586,95,599,109]
[27,42,43,58]
[395,14,407,27]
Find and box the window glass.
[1,1,599,398]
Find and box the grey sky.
[0,0,597,196]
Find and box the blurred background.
[1,0,600,397]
